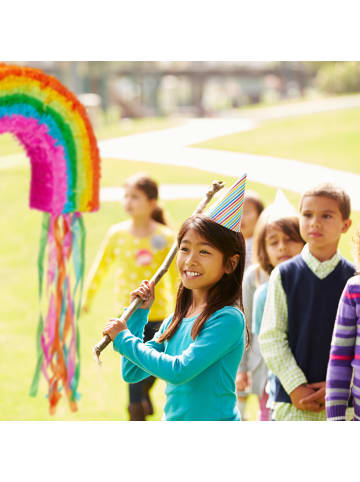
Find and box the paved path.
[2,95,360,208]
[98,95,360,209]
[100,141,360,209]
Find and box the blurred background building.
[6,61,359,126]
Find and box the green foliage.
[316,62,360,94]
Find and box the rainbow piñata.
[0,63,101,414]
[0,63,100,214]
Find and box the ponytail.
[152,205,167,225]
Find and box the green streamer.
[68,213,86,402]
[29,213,50,397]
[38,213,50,299]
[71,323,81,402]
[29,314,44,397]
[72,214,86,318]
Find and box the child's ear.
[225,254,240,274]
[342,218,352,234]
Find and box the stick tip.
[92,346,102,366]
[212,180,224,190]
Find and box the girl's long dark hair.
[157,215,249,346]
[253,214,304,275]
[125,173,167,225]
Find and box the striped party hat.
[205,174,246,232]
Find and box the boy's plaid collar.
[301,244,341,279]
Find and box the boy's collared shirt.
[259,244,341,421]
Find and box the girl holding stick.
[102,178,249,421]
[83,173,177,420]
[251,192,305,420]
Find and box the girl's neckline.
[182,305,235,321]
[182,314,198,321]
[124,221,162,239]
[184,305,207,320]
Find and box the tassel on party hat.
[266,189,298,223]
[206,174,246,232]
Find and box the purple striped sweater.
[326,275,360,421]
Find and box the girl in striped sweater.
[325,226,360,421]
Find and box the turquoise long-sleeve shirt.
[113,305,245,421]
[252,282,269,336]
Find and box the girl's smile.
[184,270,202,279]
[177,228,228,294]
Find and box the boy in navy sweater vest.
[259,183,355,420]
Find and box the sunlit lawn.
[194,107,360,174]
[2,108,360,420]
[95,117,183,140]
[2,149,299,420]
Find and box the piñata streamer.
[0,63,100,413]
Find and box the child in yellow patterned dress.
[82,174,178,420]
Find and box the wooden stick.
[92,180,224,364]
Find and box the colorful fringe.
[29,213,86,414]
[0,63,101,413]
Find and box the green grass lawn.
[0,117,182,157]
[2,106,360,420]
[95,117,183,140]
[1,154,359,420]
[194,107,360,174]
[0,153,251,420]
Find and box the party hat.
[206,174,246,232]
[266,189,298,223]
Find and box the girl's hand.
[130,280,155,310]
[103,318,127,341]
[236,371,251,392]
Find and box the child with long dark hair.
[83,173,177,420]
[251,196,305,420]
[102,178,249,420]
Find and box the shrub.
[316,62,360,94]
